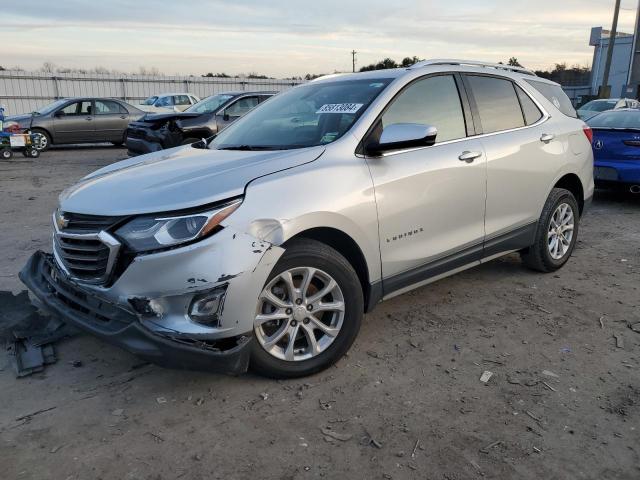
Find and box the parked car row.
[577,98,639,121]
[2,91,274,151]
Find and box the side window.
[79,101,93,115]
[515,85,543,125]
[95,100,122,114]
[466,75,524,134]
[174,95,191,106]
[225,96,260,117]
[156,96,173,107]
[60,102,80,115]
[381,75,467,143]
[524,79,577,118]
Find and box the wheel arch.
[553,173,584,215]
[284,227,379,313]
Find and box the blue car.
[587,109,640,193]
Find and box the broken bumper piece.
[19,251,252,374]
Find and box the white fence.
[0,71,305,115]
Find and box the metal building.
[589,26,634,98]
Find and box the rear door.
[93,100,130,142]
[52,100,96,143]
[174,95,192,112]
[364,73,487,295]
[463,74,559,256]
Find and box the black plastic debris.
[1,290,79,378]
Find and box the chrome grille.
[52,211,122,284]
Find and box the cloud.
[4,0,638,75]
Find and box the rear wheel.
[1,148,13,160]
[250,239,363,378]
[521,188,579,272]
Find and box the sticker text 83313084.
[316,103,363,114]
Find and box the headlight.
[115,199,242,252]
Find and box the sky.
[3,0,640,77]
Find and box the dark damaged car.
[125,91,276,155]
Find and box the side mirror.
[54,111,65,117]
[366,123,437,155]
[222,112,230,121]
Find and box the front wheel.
[521,188,580,272]
[250,239,363,378]
[31,129,51,151]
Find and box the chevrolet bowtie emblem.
[55,210,69,230]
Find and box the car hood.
[59,145,325,216]
[135,111,205,125]
[5,114,34,125]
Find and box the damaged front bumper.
[19,227,284,374]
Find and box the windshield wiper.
[217,145,277,151]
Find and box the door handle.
[458,151,482,163]
[85,116,92,121]
[120,115,127,119]
[540,133,555,143]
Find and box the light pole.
[600,0,622,98]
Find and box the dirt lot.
[1,146,639,480]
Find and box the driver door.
[364,74,487,296]
[52,100,96,143]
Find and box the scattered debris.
[479,440,503,454]
[156,397,167,404]
[541,381,557,392]
[480,371,493,383]
[49,445,64,454]
[613,334,624,349]
[1,291,80,378]
[525,410,542,423]
[146,432,164,443]
[599,316,605,329]
[360,429,383,449]
[560,347,571,353]
[629,322,640,334]
[411,439,420,459]
[70,360,83,368]
[541,370,559,378]
[111,408,124,416]
[321,426,352,442]
[260,392,269,401]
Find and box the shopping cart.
[0,107,41,159]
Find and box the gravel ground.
[0,146,639,480]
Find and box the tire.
[27,148,40,158]
[250,238,363,378]
[521,188,580,272]
[180,137,200,146]
[31,129,51,151]
[1,148,13,160]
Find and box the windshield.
[211,78,392,150]
[35,99,69,115]
[186,94,234,114]
[587,110,640,129]
[583,101,616,112]
[142,96,159,106]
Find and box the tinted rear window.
[467,75,524,134]
[525,79,577,118]
[587,110,640,129]
[515,85,543,125]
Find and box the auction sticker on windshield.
[316,103,363,114]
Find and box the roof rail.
[408,59,537,76]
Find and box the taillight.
[583,126,593,144]
[623,140,640,147]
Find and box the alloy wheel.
[254,267,345,362]
[547,202,574,260]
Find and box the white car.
[138,93,200,113]
[577,98,639,121]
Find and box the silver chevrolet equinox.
[21,60,594,378]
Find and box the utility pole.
[351,50,357,73]
[600,0,622,98]
[627,0,640,99]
